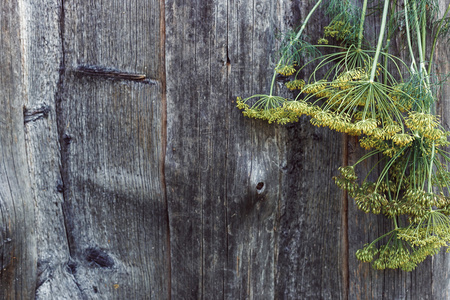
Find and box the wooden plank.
[347,1,450,299]
[19,0,83,298]
[271,2,345,299]
[276,123,344,299]
[432,1,450,297]
[165,0,285,298]
[224,0,283,298]
[58,1,169,298]
[0,0,37,298]
[1,0,448,298]
[164,1,227,298]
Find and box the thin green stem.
[383,39,390,85]
[404,0,418,73]
[411,1,426,75]
[367,228,398,247]
[383,0,397,85]
[357,0,369,49]
[428,140,436,195]
[421,1,426,61]
[269,0,323,96]
[369,0,390,82]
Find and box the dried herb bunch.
[237,0,450,271]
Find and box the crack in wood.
[54,2,86,299]
[341,133,349,300]
[74,65,157,84]
[159,0,171,298]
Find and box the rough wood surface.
[0,1,37,298]
[164,1,284,298]
[20,0,82,298]
[57,0,169,298]
[1,0,450,299]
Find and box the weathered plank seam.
[159,0,171,298]
[341,133,349,300]
[224,1,230,298]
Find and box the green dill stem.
[383,0,397,85]
[357,0,369,49]
[404,0,418,73]
[369,0,390,82]
[269,0,323,96]
[411,0,433,106]
[428,140,436,195]
[421,0,426,61]
[411,1,426,75]
[383,39,390,85]
[428,3,450,75]
[367,228,398,248]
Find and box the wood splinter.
[23,104,51,123]
[75,65,157,84]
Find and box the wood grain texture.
[58,0,169,298]
[165,0,284,298]
[19,0,82,298]
[273,2,345,299]
[432,1,450,298]
[346,1,450,299]
[0,0,37,298]
[1,0,450,299]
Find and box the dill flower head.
[275,64,296,76]
[383,124,402,137]
[405,112,439,132]
[284,100,311,116]
[303,80,328,95]
[356,243,378,262]
[392,133,414,147]
[333,68,368,90]
[285,79,306,91]
[355,118,378,134]
[236,97,249,110]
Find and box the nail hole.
[256,182,264,190]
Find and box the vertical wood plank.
[165,1,229,298]
[272,2,345,299]
[165,0,285,298]
[432,1,450,298]
[59,1,169,298]
[347,1,450,299]
[226,0,283,298]
[20,0,83,298]
[0,0,37,298]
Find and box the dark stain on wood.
[85,248,115,269]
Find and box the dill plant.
[237,0,450,271]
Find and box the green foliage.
[237,0,450,271]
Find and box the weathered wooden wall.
[0,0,449,299]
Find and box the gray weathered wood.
[0,1,37,298]
[432,1,450,298]
[1,0,450,299]
[21,0,82,298]
[56,0,169,298]
[274,2,345,299]
[164,0,284,298]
